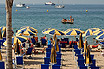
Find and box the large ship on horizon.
[45,1,55,5]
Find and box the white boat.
[55,5,64,8]
[16,3,26,7]
[55,0,65,8]
[45,1,55,5]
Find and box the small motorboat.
[61,16,74,24]
[61,21,73,24]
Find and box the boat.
[61,16,74,24]
[16,3,26,7]
[55,5,64,8]
[55,0,65,8]
[45,1,55,5]
[61,21,73,24]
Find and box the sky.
[0,0,104,4]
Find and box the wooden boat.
[61,21,73,24]
[61,16,74,24]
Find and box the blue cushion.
[90,66,99,69]
[16,56,23,65]
[41,64,49,69]
[52,64,60,69]
[46,52,51,57]
[77,59,85,66]
[0,61,5,69]
[44,57,50,64]
[79,66,87,69]
[46,48,51,52]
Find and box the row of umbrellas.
[42,28,104,40]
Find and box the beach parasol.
[50,37,57,64]
[0,51,2,61]
[83,28,100,37]
[20,26,38,33]
[94,31,104,36]
[96,33,104,40]
[0,29,2,39]
[2,28,6,38]
[83,29,93,37]
[85,45,92,65]
[53,33,59,52]
[16,28,37,36]
[42,28,65,36]
[78,33,83,48]
[14,39,20,54]
[42,28,52,34]
[65,29,84,36]
[84,38,87,54]
[3,36,28,46]
[0,26,6,31]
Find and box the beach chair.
[89,59,96,66]
[41,64,49,69]
[24,47,33,58]
[16,56,24,68]
[56,53,62,58]
[90,66,99,69]
[56,58,61,65]
[79,66,87,69]
[77,59,85,66]
[74,49,81,56]
[52,64,60,69]
[77,54,84,60]
[44,57,50,64]
[46,52,51,57]
[46,48,51,52]
[0,61,5,69]
[74,45,78,49]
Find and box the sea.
[0,4,104,44]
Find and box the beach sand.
[1,46,104,69]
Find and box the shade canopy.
[16,26,37,36]
[65,28,84,36]
[42,28,65,36]
[3,36,28,46]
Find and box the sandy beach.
[1,45,104,69]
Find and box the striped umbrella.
[20,26,38,33]
[2,28,6,38]
[65,29,84,36]
[78,33,83,48]
[53,33,59,52]
[16,28,37,36]
[42,28,65,36]
[42,28,52,34]
[96,33,104,40]
[0,26,6,31]
[84,38,87,54]
[83,28,100,37]
[3,36,28,46]
[14,39,20,54]
[85,46,92,65]
[83,29,93,37]
[94,31,104,36]
[0,29,2,39]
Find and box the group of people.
[62,16,74,22]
